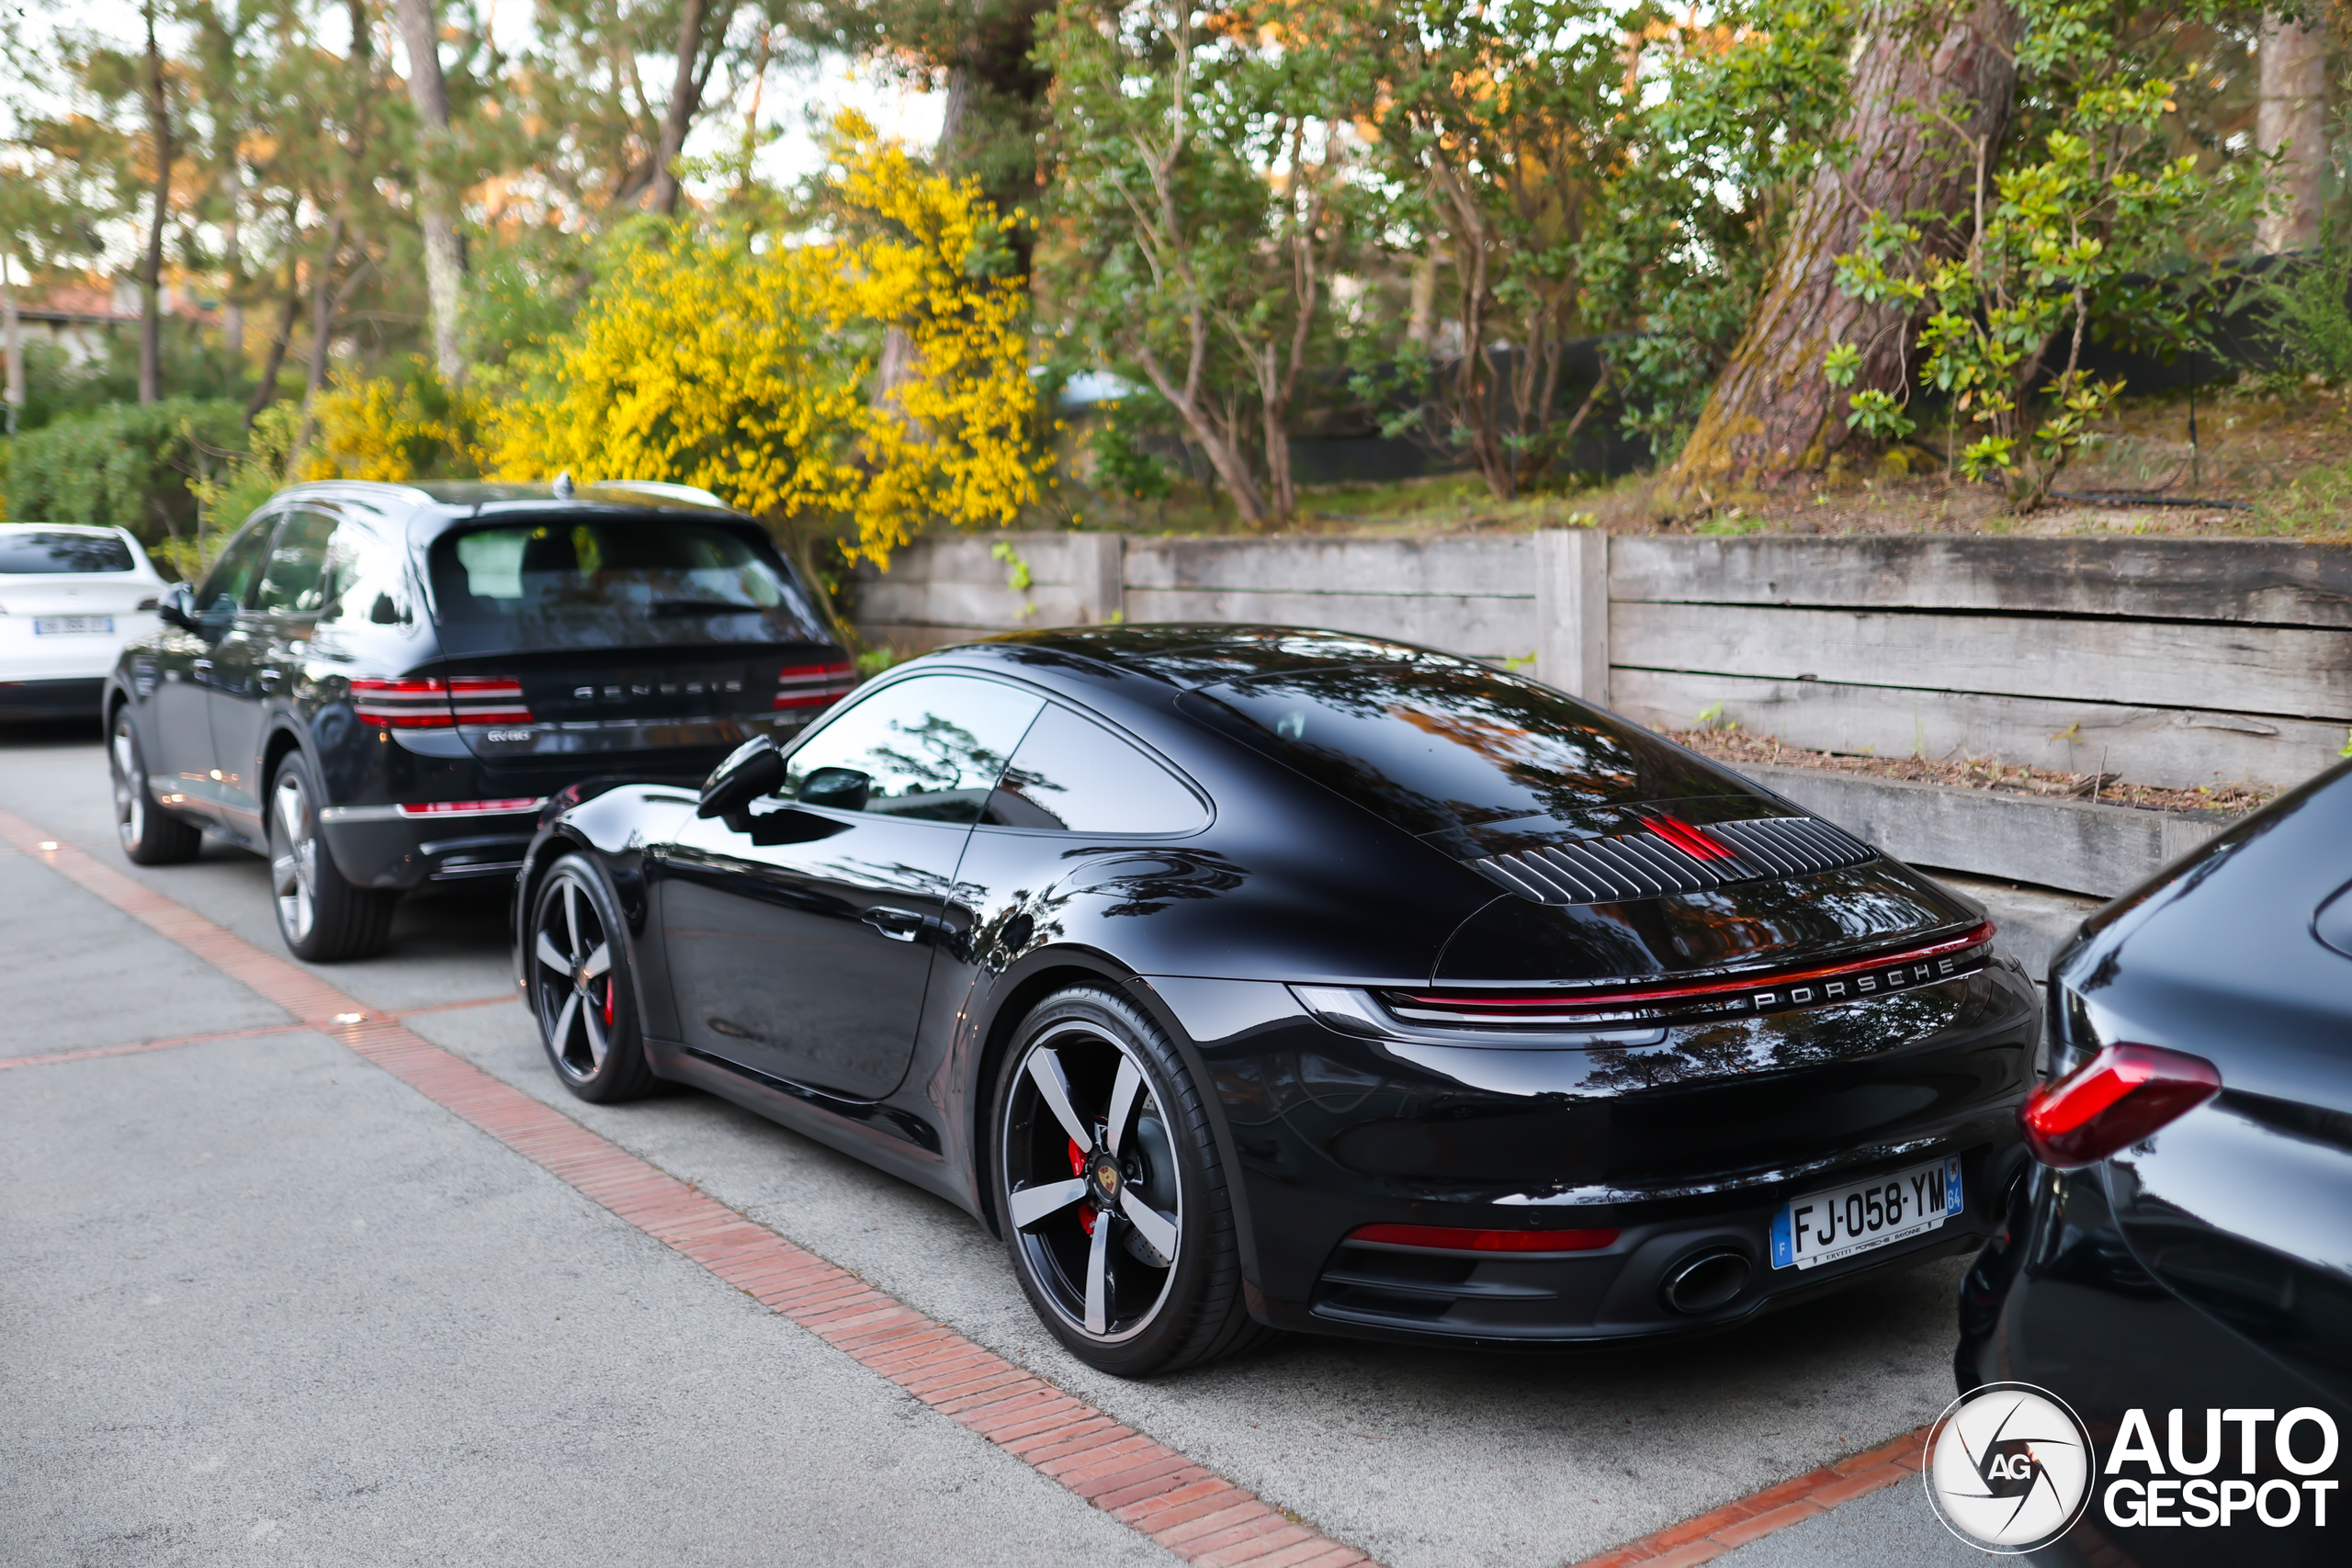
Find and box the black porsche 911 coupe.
[515,626,2040,1374]
[1956,759,2352,1566]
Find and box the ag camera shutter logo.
[1924,1382,2095,1552]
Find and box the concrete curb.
[1740,764,2232,900]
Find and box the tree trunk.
[140,0,173,406]
[243,266,301,428]
[648,0,714,215]
[1662,0,2020,506]
[3,255,22,436]
[395,0,467,383]
[2256,15,2328,254]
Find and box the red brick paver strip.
[0,812,1373,1567]
[1564,1427,1931,1567]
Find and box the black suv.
[105,479,854,960]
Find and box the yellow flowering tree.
[488,115,1046,568]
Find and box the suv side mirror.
[797,766,871,813]
[697,736,786,819]
[158,581,198,630]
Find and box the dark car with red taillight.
[1956,759,2352,1566]
[102,479,852,960]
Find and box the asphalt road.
[0,724,1991,1567]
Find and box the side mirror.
[158,581,198,630]
[697,735,787,819]
[797,766,871,813]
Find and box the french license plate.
[33,615,113,636]
[1770,1156,1962,1269]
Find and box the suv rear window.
[1182,654,1732,835]
[0,530,135,574]
[427,516,828,650]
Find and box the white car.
[0,524,169,722]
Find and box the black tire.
[266,750,397,961]
[990,986,1275,1377]
[109,707,202,865]
[527,855,659,1103]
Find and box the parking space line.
[0,804,1373,1568]
[1566,1427,1929,1567]
[0,996,516,1074]
[0,1021,314,1071]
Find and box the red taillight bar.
[1395,920,1997,1016]
[1349,1224,1621,1253]
[351,676,533,729]
[775,660,857,711]
[2021,1043,2222,1169]
[395,798,545,818]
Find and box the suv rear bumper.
[320,803,543,889]
[0,676,105,722]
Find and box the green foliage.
[2,400,247,570]
[2254,235,2352,382]
[1826,2,2261,511]
[1087,402,1175,502]
[1583,0,1858,461]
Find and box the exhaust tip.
[1661,1248,1751,1314]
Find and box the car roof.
[263,479,756,547]
[0,522,132,536]
[955,624,1450,690]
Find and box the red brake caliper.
[1069,1138,1097,1235]
[602,979,616,1029]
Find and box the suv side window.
[316,524,411,626]
[195,516,277,629]
[255,508,338,616]
[783,674,1045,824]
[985,704,1209,834]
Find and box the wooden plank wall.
[1606,536,2352,790]
[850,530,2352,790]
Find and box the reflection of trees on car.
[865,715,1010,798]
[1192,647,1733,837]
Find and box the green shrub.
[2,400,248,574]
[2256,236,2352,382]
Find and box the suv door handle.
[859,907,927,942]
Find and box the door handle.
[257,669,283,691]
[193,659,214,673]
[859,907,927,942]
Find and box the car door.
[656,672,1046,1100]
[210,506,336,827]
[154,515,277,821]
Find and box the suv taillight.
[352,676,533,729]
[775,660,856,711]
[2020,1043,2222,1168]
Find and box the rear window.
[1181,654,1731,835]
[0,530,135,575]
[427,516,828,650]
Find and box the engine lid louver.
[1468,815,1875,906]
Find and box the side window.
[783,674,1045,825]
[317,525,411,626]
[255,508,337,616]
[986,705,1209,834]
[195,516,277,626]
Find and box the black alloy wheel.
[109,708,201,865]
[529,855,658,1102]
[266,751,397,961]
[992,987,1272,1376]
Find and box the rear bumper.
[0,676,105,722]
[319,804,541,890]
[1257,1135,2025,1348]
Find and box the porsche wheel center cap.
[1091,1156,1122,1202]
